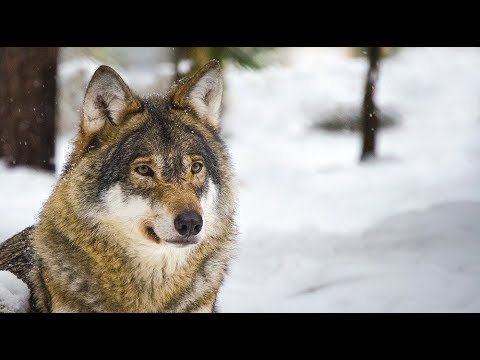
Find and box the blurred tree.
[171,47,269,118]
[0,48,3,159]
[360,47,381,162]
[0,47,58,172]
[172,47,265,81]
[350,47,398,58]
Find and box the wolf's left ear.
[82,65,142,135]
[172,60,223,128]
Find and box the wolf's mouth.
[143,225,197,247]
[144,226,161,244]
[164,239,197,247]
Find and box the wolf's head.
[62,61,235,253]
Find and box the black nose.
[174,211,203,237]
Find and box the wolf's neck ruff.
[0,60,236,313]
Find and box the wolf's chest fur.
[38,228,231,312]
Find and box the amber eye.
[191,161,203,174]
[135,165,154,177]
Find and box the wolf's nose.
[174,211,203,237]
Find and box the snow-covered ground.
[1,47,479,312]
[0,271,30,313]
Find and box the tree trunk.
[172,47,183,82]
[172,47,217,82]
[0,47,58,172]
[172,47,193,82]
[360,47,381,162]
[0,47,4,158]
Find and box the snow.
[1,47,480,312]
[0,164,54,241]
[0,271,30,313]
[218,201,480,312]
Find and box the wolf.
[0,60,237,312]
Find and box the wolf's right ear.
[81,65,142,135]
[172,60,223,129]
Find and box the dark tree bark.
[172,47,217,82]
[360,47,381,162]
[0,47,58,172]
[172,47,193,82]
[0,47,4,158]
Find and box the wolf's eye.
[135,165,154,177]
[191,162,203,174]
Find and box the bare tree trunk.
[0,47,4,158]
[172,47,183,82]
[0,47,58,172]
[360,47,381,162]
[172,47,193,82]
[172,47,216,82]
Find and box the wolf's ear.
[82,65,142,135]
[172,60,223,128]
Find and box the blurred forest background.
[1,47,479,312]
[0,47,393,172]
